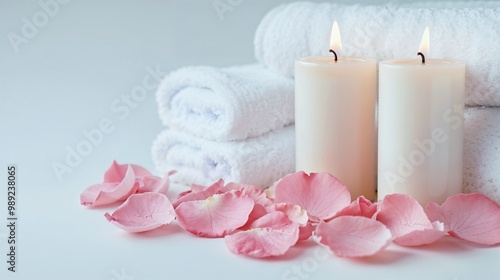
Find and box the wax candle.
[295,22,377,201]
[378,27,465,206]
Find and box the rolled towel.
[152,107,500,202]
[464,107,500,205]
[156,64,294,141]
[151,126,295,188]
[254,1,500,106]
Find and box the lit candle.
[378,27,465,206]
[295,21,377,201]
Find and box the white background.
[1,0,500,279]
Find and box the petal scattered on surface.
[103,160,151,183]
[81,165,137,207]
[425,193,500,245]
[175,191,254,237]
[333,196,378,219]
[264,180,278,200]
[393,221,446,246]
[376,194,434,238]
[172,179,224,209]
[225,212,299,258]
[243,204,269,229]
[314,216,392,257]
[275,172,351,222]
[138,171,176,194]
[104,193,175,233]
[274,203,308,226]
[298,222,315,241]
[376,194,446,246]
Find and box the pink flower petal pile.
[81,164,500,259]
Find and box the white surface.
[1,0,500,279]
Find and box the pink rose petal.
[137,171,176,194]
[274,203,308,226]
[242,204,269,229]
[314,216,392,257]
[172,179,224,209]
[221,182,260,193]
[425,193,500,245]
[393,221,446,247]
[103,160,151,183]
[177,183,210,198]
[333,196,378,219]
[80,165,137,207]
[225,212,300,258]
[104,193,175,233]
[298,222,315,241]
[377,194,446,246]
[275,172,351,222]
[175,190,254,237]
[264,180,278,200]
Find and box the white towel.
[151,107,499,202]
[464,107,500,205]
[156,64,294,141]
[151,126,295,188]
[254,1,500,106]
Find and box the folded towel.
[254,1,500,106]
[464,107,500,205]
[156,64,294,141]
[151,126,295,188]
[152,107,499,202]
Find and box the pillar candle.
[295,22,377,201]
[378,27,465,206]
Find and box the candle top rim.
[380,58,465,67]
[297,56,375,65]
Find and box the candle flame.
[418,26,430,57]
[330,21,342,53]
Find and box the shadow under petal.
[131,224,184,238]
[351,250,413,265]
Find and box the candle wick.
[417,52,426,64]
[329,49,338,62]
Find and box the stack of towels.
[153,1,500,204]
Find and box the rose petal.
[172,179,224,209]
[376,194,434,238]
[225,212,299,258]
[103,160,151,183]
[376,194,446,246]
[138,171,176,194]
[274,203,308,226]
[425,193,500,245]
[264,180,278,200]
[175,190,254,237]
[104,193,175,233]
[298,222,315,241]
[393,221,446,246]
[275,172,351,222]
[314,216,392,257]
[333,196,378,219]
[221,182,260,193]
[238,185,273,207]
[80,165,137,206]
[177,183,209,198]
[242,204,269,229]
[223,182,273,207]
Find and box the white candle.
[295,22,377,201]
[378,27,465,206]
